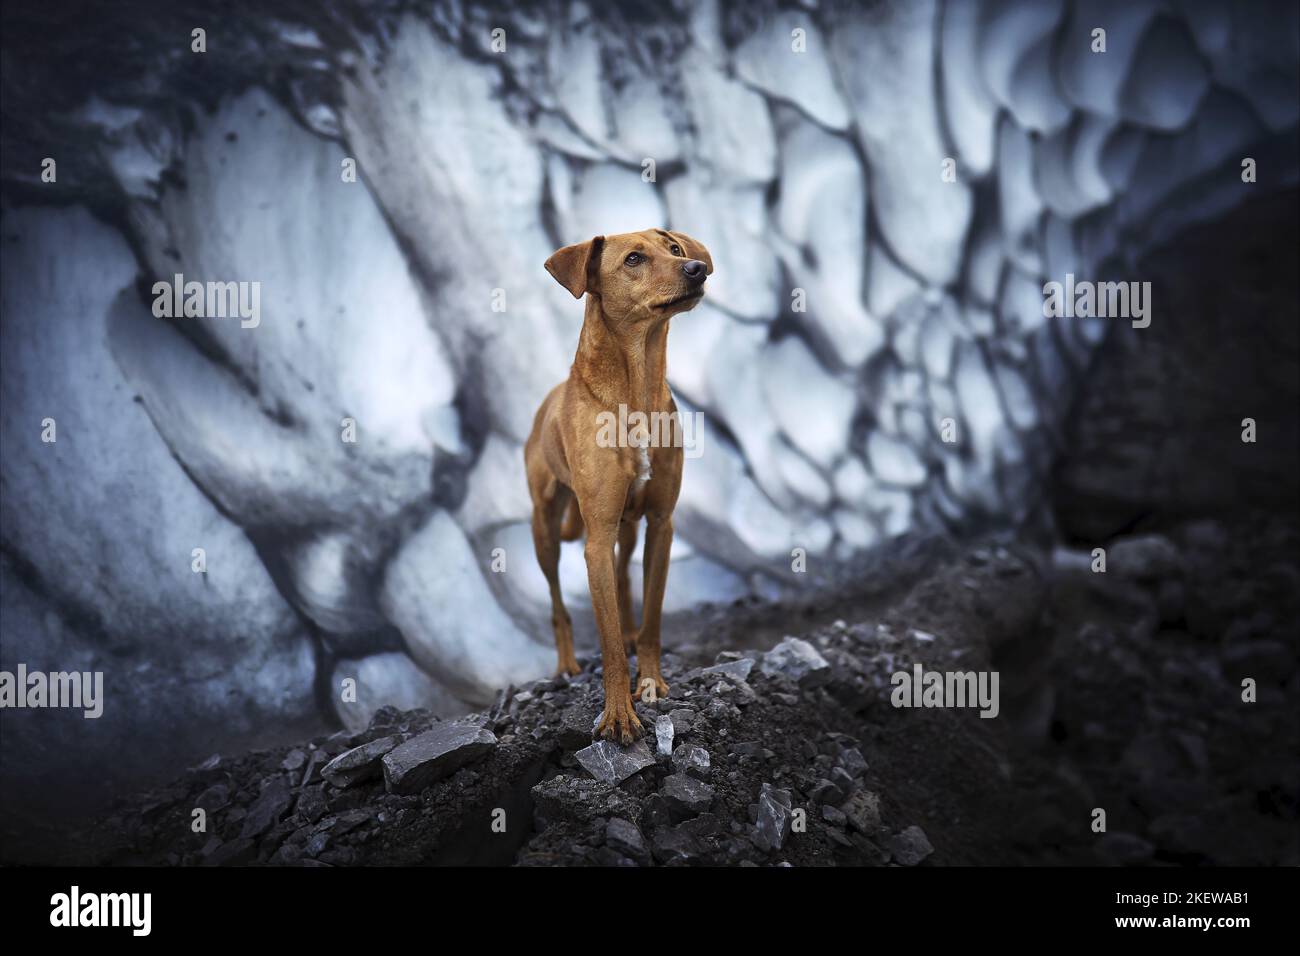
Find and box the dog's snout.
[682,259,707,283]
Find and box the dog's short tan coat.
[525,228,713,743]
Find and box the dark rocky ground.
[30,509,1293,867]
[54,532,1025,867]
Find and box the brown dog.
[525,228,713,744]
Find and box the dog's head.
[545,228,713,322]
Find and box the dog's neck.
[573,295,671,414]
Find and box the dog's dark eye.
[625,252,644,266]
[670,244,682,256]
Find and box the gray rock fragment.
[321,735,400,788]
[840,790,882,833]
[830,766,857,793]
[295,785,328,824]
[605,817,648,863]
[809,779,844,804]
[701,658,756,682]
[837,746,869,778]
[300,749,328,786]
[667,708,695,736]
[660,773,716,818]
[194,782,231,813]
[754,783,793,852]
[281,749,307,772]
[241,776,293,839]
[575,739,656,785]
[760,636,832,688]
[650,825,700,865]
[331,808,374,836]
[671,743,712,779]
[304,831,331,858]
[381,723,497,795]
[887,825,934,865]
[654,715,675,757]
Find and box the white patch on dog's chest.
[633,437,653,486]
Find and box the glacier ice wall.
[1,0,1297,801]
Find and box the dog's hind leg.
[530,480,579,677]
[616,516,639,654]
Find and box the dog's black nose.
[682,260,707,283]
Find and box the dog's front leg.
[635,512,672,702]
[616,516,639,653]
[583,503,643,744]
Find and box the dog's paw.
[621,630,639,655]
[594,698,643,745]
[555,657,581,678]
[634,674,669,704]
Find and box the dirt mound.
[74,523,1298,867]
[82,543,1045,866]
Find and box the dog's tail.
[559,498,584,541]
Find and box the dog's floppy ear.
[545,236,604,299]
[669,231,713,274]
